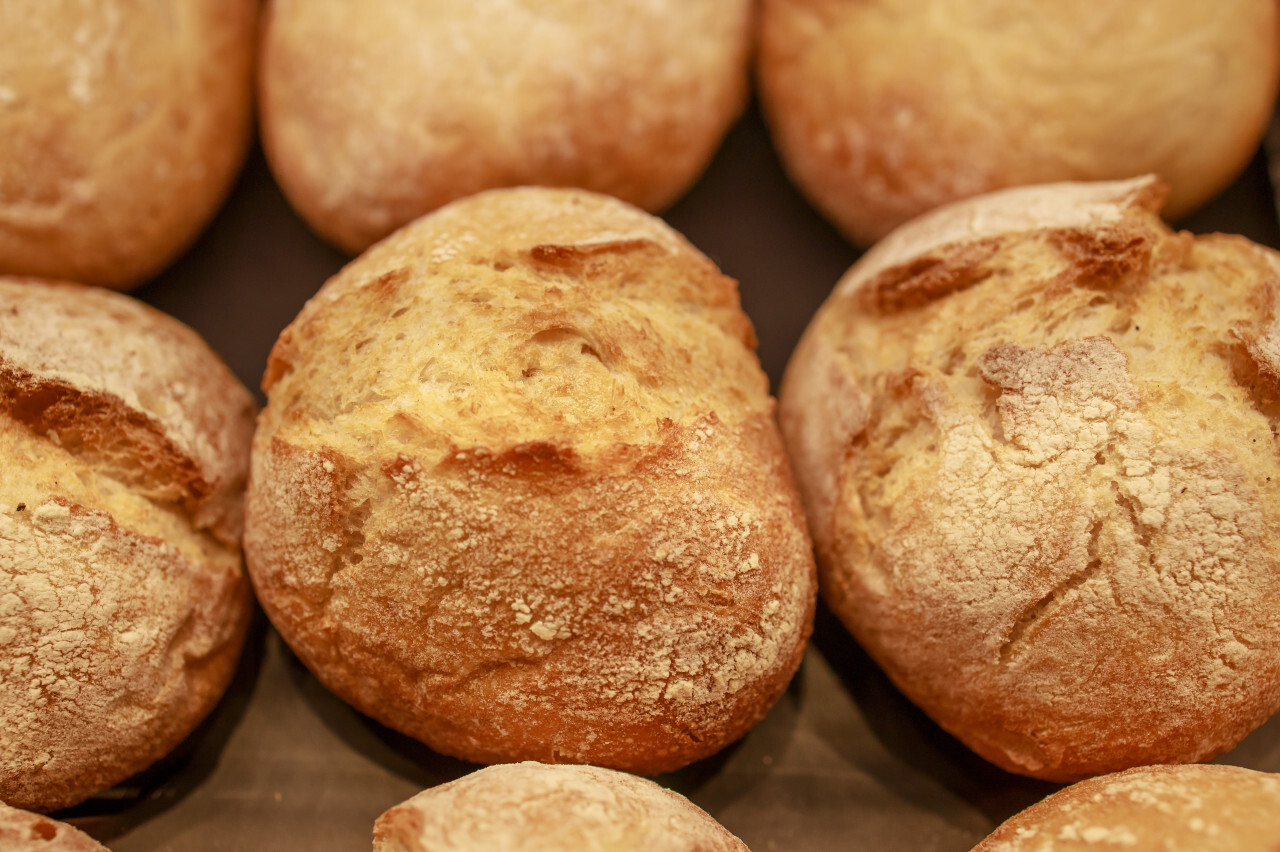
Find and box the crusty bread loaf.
[245,187,815,774]
[0,278,256,811]
[757,0,1280,246]
[373,762,749,852]
[0,802,108,851]
[0,0,257,290]
[258,0,753,254]
[779,176,1280,781]
[973,764,1280,851]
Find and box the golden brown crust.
[974,765,1280,851]
[0,278,255,811]
[0,0,257,290]
[246,187,815,774]
[757,0,1280,246]
[0,803,108,851]
[372,763,750,852]
[780,176,1280,781]
[258,0,753,253]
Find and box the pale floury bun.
[245,187,815,774]
[758,0,1280,246]
[0,802,109,851]
[258,0,753,253]
[780,175,1280,781]
[0,1,257,290]
[373,763,749,852]
[973,764,1280,851]
[0,278,256,811]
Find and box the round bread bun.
[0,0,257,290]
[245,186,815,774]
[757,0,1280,247]
[0,802,108,851]
[258,0,753,254]
[973,764,1280,851]
[778,175,1280,782]
[0,278,256,811]
[373,762,748,852]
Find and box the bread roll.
[0,278,256,811]
[373,762,749,852]
[258,0,753,253]
[973,764,1280,851]
[0,0,257,290]
[0,803,108,851]
[245,187,815,774]
[779,176,1280,781]
[757,0,1280,246]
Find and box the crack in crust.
[0,279,255,811]
[246,188,816,775]
[781,177,1280,781]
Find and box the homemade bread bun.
[973,764,1280,851]
[245,187,815,774]
[0,0,257,290]
[373,762,749,852]
[779,176,1280,782]
[0,802,108,851]
[258,0,753,254]
[757,0,1280,246]
[0,278,256,811]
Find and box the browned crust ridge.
[246,187,816,775]
[780,176,1280,781]
[0,278,256,811]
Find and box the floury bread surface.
[245,187,816,773]
[258,0,753,253]
[972,765,1280,851]
[0,278,256,811]
[373,763,749,852]
[779,176,1280,781]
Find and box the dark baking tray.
[57,100,1280,851]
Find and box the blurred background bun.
[258,0,753,253]
[0,0,257,290]
[973,764,1280,851]
[758,0,1280,246]
[373,763,749,852]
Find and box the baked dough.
[258,0,753,253]
[758,0,1280,246]
[373,762,749,852]
[0,278,256,811]
[245,187,815,774]
[780,176,1280,781]
[0,803,107,851]
[973,764,1280,851]
[0,0,257,289]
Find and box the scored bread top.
[780,175,1280,780]
[0,278,255,811]
[263,186,766,460]
[0,277,256,543]
[248,187,815,773]
[373,762,748,852]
